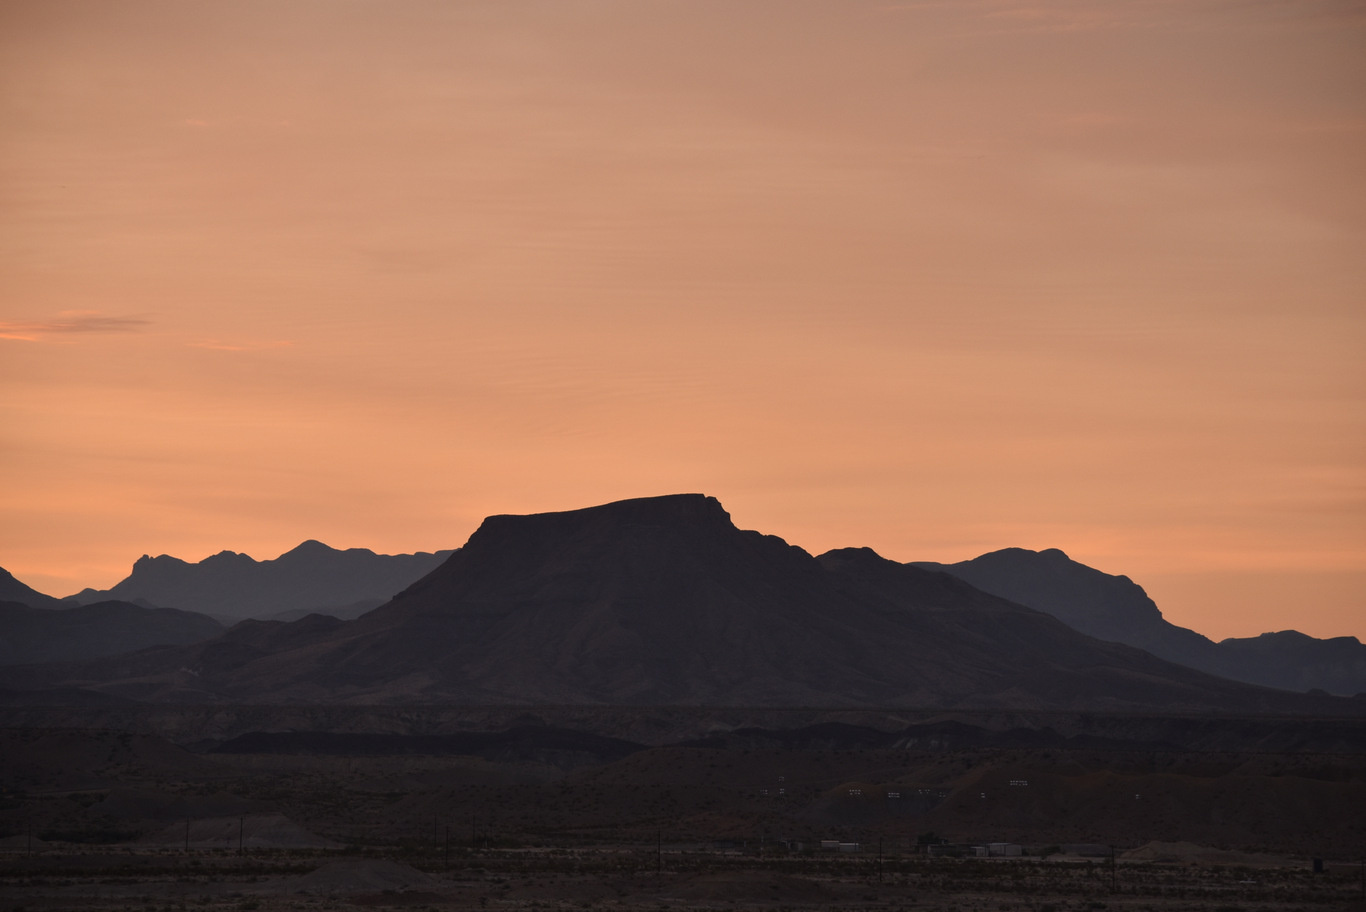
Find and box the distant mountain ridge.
[0,599,224,666]
[69,540,457,620]
[913,548,1366,696]
[4,495,1357,714]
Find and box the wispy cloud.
[188,339,294,352]
[0,312,151,341]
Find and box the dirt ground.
[2,844,1365,911]
[2,720,1364,911]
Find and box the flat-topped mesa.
[473,494,732,541]
[445,494,737,566]
[389,494,779,607]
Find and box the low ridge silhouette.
[0,599,223,666]
[68,540,456,620]
[914,548,1366,695]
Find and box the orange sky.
[2,0,1363,641]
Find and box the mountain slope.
[7,495,1355,713]
[913,548,1366,695]
[911,549,1218,666]
[69,541,456,620]
[0,600,224,665]
[0,566,65,610]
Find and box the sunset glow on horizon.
[2,0,1363,641]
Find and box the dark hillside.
[0,599,223,666]
[915,547,1366,695]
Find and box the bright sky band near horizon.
[2,0,1363,642]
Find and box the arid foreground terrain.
[2,706,1364,911]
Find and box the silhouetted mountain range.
[913,548,1366,696]
[67,541,456,620]
[3,495,1357,713]
[0,599,224,666]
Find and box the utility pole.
[1110,846,1117,892]
[238,816,244,855]
[657,830,662,874]
[445,825,450,870]
[185,817,190,854]
[878,837,883,883]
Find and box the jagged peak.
[133,553,191,568]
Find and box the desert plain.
[2,705,1364,912]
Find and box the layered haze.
[1,0,1362,640]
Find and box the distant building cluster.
[927,842,1023,858]
[820,839,861,853]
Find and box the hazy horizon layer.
[2,1,1362,640]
